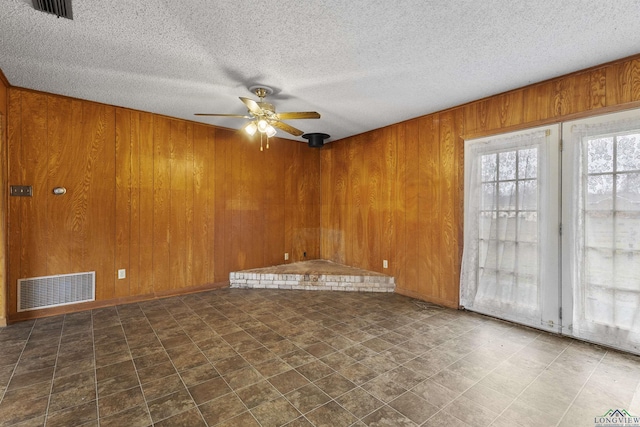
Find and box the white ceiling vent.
[18,271,95,312]
[32,0,73,19]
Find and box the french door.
[461,125,561,332]
[462,109,640,354]
[563,110,640,354]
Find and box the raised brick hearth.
[230,259,395,293]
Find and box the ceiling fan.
[195,86,321,143]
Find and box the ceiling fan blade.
[276,112,321,120]
[240,97,263,115]
[271,120,304,136]
[194,113,252,118]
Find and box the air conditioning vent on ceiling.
[32,0,73,20]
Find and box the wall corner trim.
[0,69,10,88]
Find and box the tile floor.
[0,288,639,426]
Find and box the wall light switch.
[284,253,289,261]
[118,269,126,279]
[10,185,33,197]
[383,260,389,269]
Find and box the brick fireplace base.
[229,259,395,293]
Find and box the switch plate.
[118,269,126,279]
[10,185,33,197]
[383,260,388,269]
[284,253,289,261]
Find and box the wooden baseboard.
[7,282,230,323]
[394,287,460,309]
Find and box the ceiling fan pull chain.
[260,133,264,151]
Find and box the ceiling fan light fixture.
[245,122,258,136]
[266,125,277,138]
[257,119,269,132]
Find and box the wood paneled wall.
[3,54,640,319]
[6,88,320,320]
[0,70,8,325]
[321,55,640,308]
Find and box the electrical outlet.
[118,269,126,279]
[383,260,388,269]
[284,252,289,261]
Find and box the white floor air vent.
[18,271,95,312]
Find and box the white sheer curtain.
[461,128,558,329]
[566,115,640,354]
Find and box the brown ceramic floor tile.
[179,362,220,387]
[389,391,439,424]
[268,369,310,394]
[97,373,140,397]
[279,349,317,368]
[335,387,384,419]
[223,366,264,390]
[313,372,357,399]
[338,361,378,385]
[236,380,282,409]
[213,354,248,375]
[250,396,302,427]
[1,380,52,404]
[295,360,335,382]
[96,360,136,383]
[147,388,195,423]
[98,385,145,418]
[198,392,247,425]
[255,358,293,378]
[13,354,57,375]
[141,373,185,401]
[54,358,95,379]
[99,404,152,427]
[305,401,358,427]
[168,348,209,372]
[443,395,500,427]
[411,379,460,409]
[154,407,206,427]
[133,350,171,370]
[214,411,261,427]
[188,376,232,405]
[7,366,55,390]
[422,410,472,427]
[242,346,278,365]
[46,401,98,427]
[285,383,331,414]
[302,342,335,358]
[361,374,408,403]
[48,384,96,413]
[0,395,49,426]
[51,370,95,394]
[136,360,177,384]
[363,404,417,426]
[430,368,477,395]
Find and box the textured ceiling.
[1,1,640,142]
